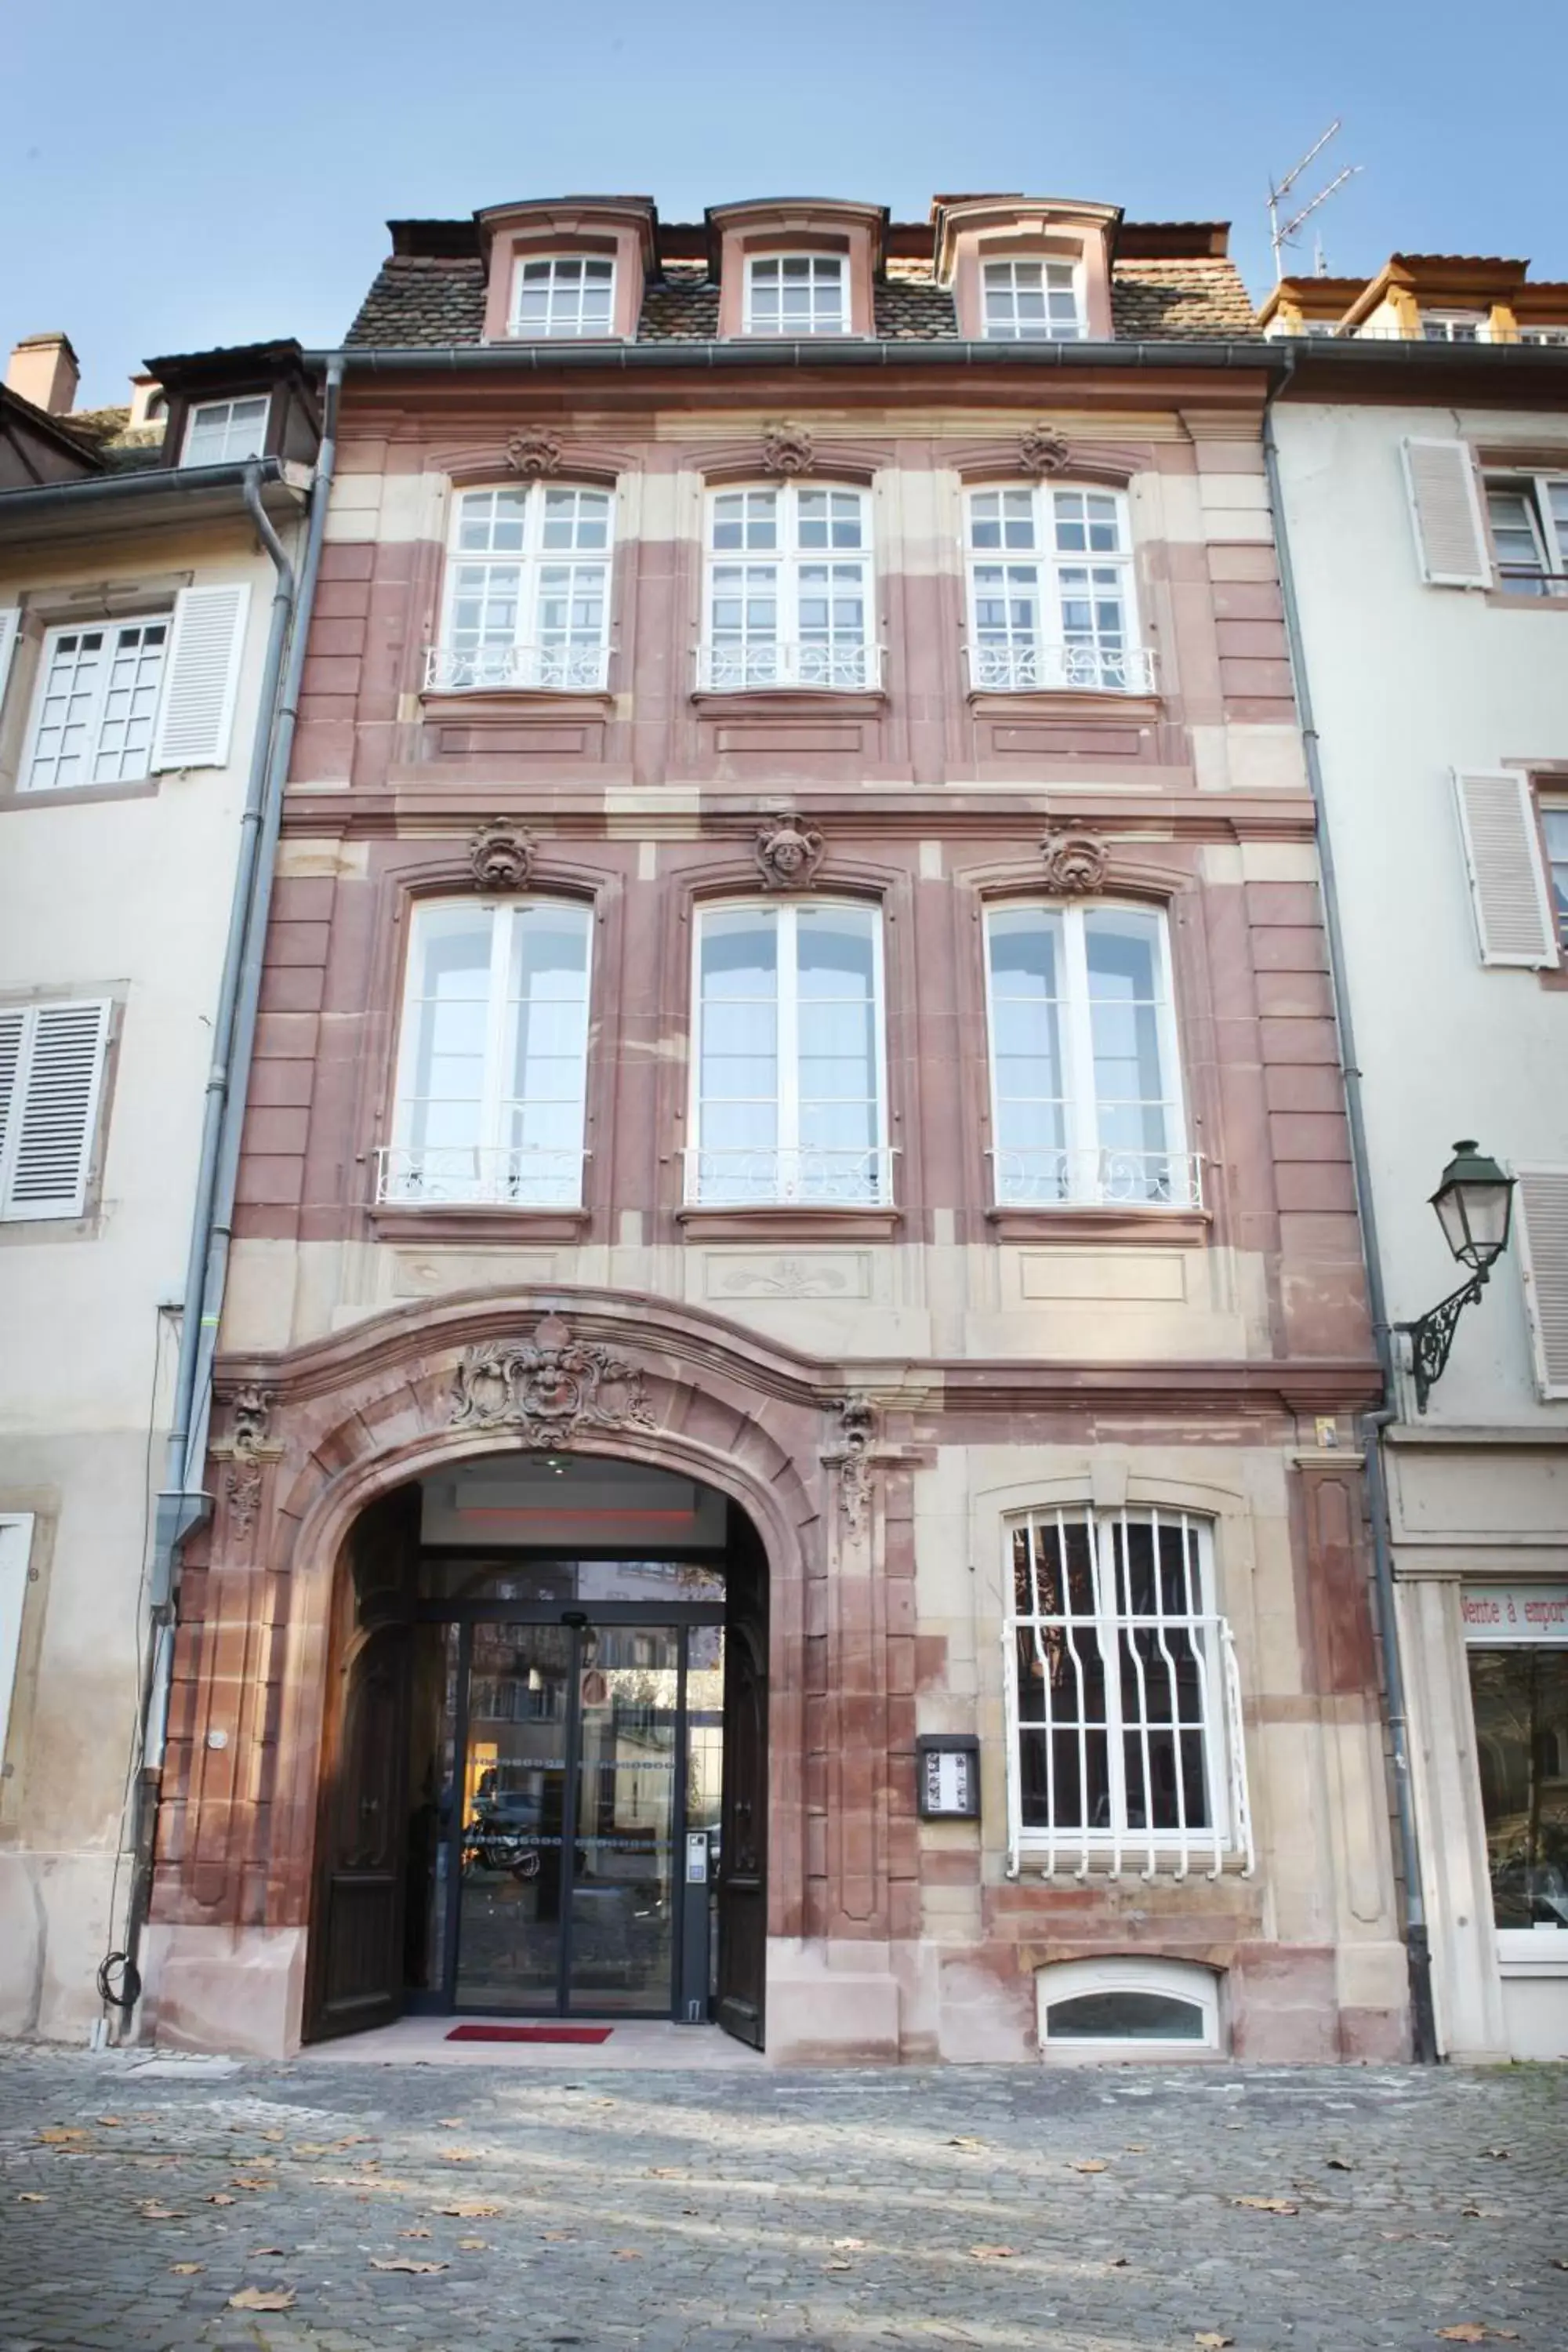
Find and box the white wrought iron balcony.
[376,1145,586,1209]
[684,1145,896,1209]
[966,641,1157,695]
[989,1148,1203,1210]
[423,643,611,694]
[694,641,884,694]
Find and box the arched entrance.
[305,1450,768,2047]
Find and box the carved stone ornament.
[229,1383,274,1454]
[470,822,535,892]
[226,1458,263,1541]
[1018,423,1072,478]
[836,1394,877,1537]
[1040,828,1111,894]
[506,429,563,477]
[223,1383,274,1542]
[448,1314,657,1448]
[755,814,826,891]
[761,420,815,477]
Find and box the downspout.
[1261,350,1439,2063]
[110,361,343,2031]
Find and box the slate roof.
[346,245,1259,348]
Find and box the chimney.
[6,332,81,416]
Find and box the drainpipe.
[1261,350,1439,2063]
[107,360,343,2032]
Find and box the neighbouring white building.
[0,333,321,2039]
[1267,256,1568,2061]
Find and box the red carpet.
[445,2023,613,2044]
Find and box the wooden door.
[717,1518,768,2047]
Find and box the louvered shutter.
[0,1000,111,1220]
[1400,437,1493,587]
[1515,1170,1568,1397]
[1452,771,1559,967]
[0,609,19,710]
[150,581,251,771]
[0,1515,33,1781]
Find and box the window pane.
[1086,909,1170,1185]
[501,906,590,1185]
[797,909,879,1178]
[1542,808,1568,944]
[1046,1990,1205,2041]
[987,909,1066,1198]
[1468,1648,1568,1931]
[400,908,493,1158]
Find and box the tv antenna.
[1268,121,1363,281]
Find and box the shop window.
[428,485,613,693]
[1467,1642,1568,1939]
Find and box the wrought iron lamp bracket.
[1396,1265,1491,1414]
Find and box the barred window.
[1004,1508,1250,1876]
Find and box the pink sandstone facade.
[143,194,1407,2063]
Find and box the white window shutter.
[0,1000,111,1221]
[151,581,251,771]
[1452,771,1559,967]
[0,608,20,710]
[1515,1170,1568,1398]
[0,1011,23,1186]
[1400,437,1493,587]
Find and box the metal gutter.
[1261,350,1439,2063]
[314,338,1287,377]
[0,456,289,520]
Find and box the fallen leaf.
[825,2259,853,2271]
[370,2256,448,2274]
[543,2230,575,2242]
[969,2245,1018,2261]
[591,2098,616,2108]
[614,2249,643,2260]
[1436,2331,1494,2344]
[259,2129,285,2141]
[1232,2194,1298,2215]
[228,2287,296,2310]
[833,2237,866,2249]
[229,2175,276,2192]
[647,2165,684,2177]
[169,2262,203,2275]
[96,2115,125,2128]
[1483,2147,1510,2161]
[136,2202,187,2220]
[1326,2156,1353,2171]
[1195,2336,1235,2350]
[457,2237,488,2250]
[1123,2143,1148,2153]
[439,2117,463,2128]
[439,2149,479,2163]
[400,2227,433,2239]
[433,2201,502,2219]
[16,2193,46,2203]
[292,2142,335,2155]
[1072,2158,1109,2173]
[949,2135,986,2151]
[1555,2258,1568,2271]
[37,2128,89,2144]
[248,2246,285,2257]
[205,2192,236,2205]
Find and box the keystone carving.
[470,822,534,891]
[1040,828,1110,894]
[506,429,563,477]
[761,420,815,476]
[1018,423,1072,477]
[836,1395,877,1537]
[754,814,826,891]
[448,1314,657,1447]
[229,1383,274,1453]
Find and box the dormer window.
[182,395,269,466]
[745,254,847,336]
[511,254,616,339]
[1421,310,1488,343]
[982,258,1083,342]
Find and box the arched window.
[428,485,613,693]
[381,898,592,1208]
[688,900,888,1207]
[1036,1957,1221,2053]
[698,484,877,691]
[964,483,1151,694]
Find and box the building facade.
[142,194,1409,2065]
[0,337,322,2038]
[1267,259,1568,2061]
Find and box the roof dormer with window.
[477,197,656,344]
[934,197,1120,343]
[708,198,885,339]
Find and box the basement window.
[1036,1957,1220,2054]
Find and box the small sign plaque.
[915,1733,981,1820]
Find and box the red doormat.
[446,2023,613,2045]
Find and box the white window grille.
[984,900,1195,1208]
[982,258,1084,342]
[0,1000,112,1221]
[428,485,613,693]
[510,254,615,339]
[745,254,847,336]
[1421,310,1488,343]
[699,485,878,691]
[1486,475,1568,596]
[22,616,169,789]
[182,396,270,466]
[382,899,591,1208]
[965,485,1151,695]
[688,900,890,1207]
[1003,1508,1251,1881]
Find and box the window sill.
[1484,589,1568,609]
[419,689,615,721]
[689,688,886,717]
[677,1203,902,1241]
[967,688,1161,722]
[987,1204,1210,1245]
[0,776,160,811]
[1011,1844,1250,1879]
[368,1203,591,1243]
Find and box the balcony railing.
[694,641,884,694]
[990,1148,1204,1210]
[423,642,610,694]
[967,641,1157,695]
[376,1145,585,1209]
[684,1144,896,1208]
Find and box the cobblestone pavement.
[0,2046,1564,2352]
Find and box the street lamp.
[1396,1142,1515,1412]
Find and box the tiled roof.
[345,252,1258,347]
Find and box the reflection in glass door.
[568,1625,681,2010]
[455,1622,572,2011]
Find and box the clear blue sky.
[6,0,1566,407]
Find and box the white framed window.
[982,257,1084,342]
[22,616,169,789]
[1421,310,1489,343]
[1486,475,1568,595]
[744,254,847,336]
[699,485,878,691]
[965,485,1152,694]
[0,1514,34,1781]
[688,900,890,1207]
[984,900,1195,1208]
[380,899,591,1208]
[0,1000,112,1221]
[1543,804,1568,949]
[181,396,270,466]
[1519,326,1568,347]
[427,485,613,693]
[1036,1956,1221,2055]
[510,254,615,339]
[1004,1507,1250,1878]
